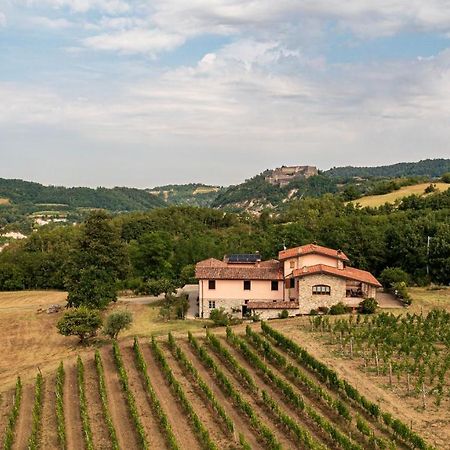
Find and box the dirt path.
[99,347,140,450]
[119,343,167,449]
[141,342,200,450]
[270,322,449,450]
[0,388,14,444]
[199,338,297,450]
[160,342,230,448]
[40,376,59,449]
[178,340,262,449]
[11,383,34,450]
[64,362,84,450]
[83,356,112,450]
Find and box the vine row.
[167,332,235,436]
[132,338,179,450]
[112,342,149,450]
[55,363,66,450]
[151,336,218,450]
[226,327,362,450]
[27,372,44,450]
[188,331,282,450]
[3,376,22,450]
[77,357,95,450]
[94,351,120,450]
[261,322,433,450]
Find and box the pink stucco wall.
[283,253,341,276]
[200,279,283,301]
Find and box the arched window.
[312,285,331,295]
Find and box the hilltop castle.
[265,165,318,187]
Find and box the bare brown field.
[0,198,10,205]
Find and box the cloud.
[17,0,130,14]
[0,12,6,27]
[83,28,185,55]
[27,16,73,29]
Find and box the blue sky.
[1,1,450,187]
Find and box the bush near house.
[358,298,378,314]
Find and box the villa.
[195,243,381,319]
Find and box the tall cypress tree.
[66,211,129,308]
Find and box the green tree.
[65,212,129,309]
[136,278,177,297]
[380,267,410,288]
[441,172,450,183]
[359,298,378,314]
[103,311,133,339]
[57,307,102,344]
[129,231,173,280]
[0,263,25,290]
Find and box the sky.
[1,1,450,188]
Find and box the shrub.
[379,267,409,288]
[392,281,412,305]
[424,183,437,194]
[134,278,176,297]
[159,294,189,321]
[278,309,289,319]
[318,306,329,314]
[56,307,102,344]
[441,172,450,183]
[309,309,318,316]
[209,307,241,326]
[329,302,351,315]
[358,298,378,314]
[104,311,133,339]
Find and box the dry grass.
[0,291,209,388]
[352,182,450,207]
[0,198,10,205]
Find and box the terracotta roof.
[292,264,381,287]
[196,258,282,280]
[247,301,299,310]
[279,244,350,262]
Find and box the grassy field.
[352,182,450,207]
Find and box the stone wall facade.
[298,274,347,314]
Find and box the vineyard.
[308,311,450,409]
[0,324,436,450]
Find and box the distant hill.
[0,178,166,211]
[212,158,450,211]
[325,158,450,179]
[148,183,224,207]
[212,172,338,211]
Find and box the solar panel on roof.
[227,254,261,263]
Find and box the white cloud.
[0,12,6,27]
[83,28,185,55]
[28,16,73,29]
[19,0,130,14]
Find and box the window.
[271,280,279,291]
[312,285,331,295]
[208,280,216,290]
[289,278,295,289]
[244,280,251,290]
[208,300,216,309]
[290,260,295,269]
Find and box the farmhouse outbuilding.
[195,243,381,319]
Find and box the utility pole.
[426,236,431,277]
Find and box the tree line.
[0,188,449,295]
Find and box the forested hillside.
[0,178,165,211]
[1,188,449,291]
[325,158,450,179]
[148,183,223,207]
